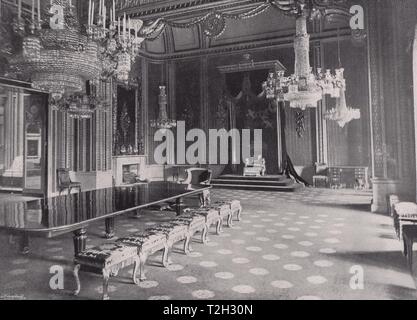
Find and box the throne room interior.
[1,0,417,300]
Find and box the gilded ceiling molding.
[115,0,351,22]
[121,0,356,61]
[114,0,265,19]
[111,0,356,61]
[269,0,351,18]
[160,3,271,39]
[134,2,273,41]
[138,27,352,62]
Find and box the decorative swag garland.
[142,2,272,40]
[139,0,351,40]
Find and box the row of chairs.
[73,199,242,300]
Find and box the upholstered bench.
[206,203,233,232]
[402,225,417,271]
[146,223,189,262]
[388,195,400,238]
[212,200,242,224]
[393,202,417,240]
[171,214,208,253]
[185,207,222,238]
[117,232,168,282]
[388,195,400,217]
[73,243,139,300]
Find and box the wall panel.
[147,62,164,165]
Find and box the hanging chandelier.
[10,0,100,95]
[263,4,345,110]
[86,0,145,83]
[60,92,104,119]
[263,0,360,128]
[8,0,145,101]
[325,86,360,128]
[6,0,104,119]
[150,86,177,130]
[324,28,361,127]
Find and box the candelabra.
[85,0,145,83]
[150,86,177,130]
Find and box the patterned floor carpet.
[0,188,416,300]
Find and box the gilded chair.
[243,155,266,177]
[57,168,82,195]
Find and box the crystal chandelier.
[324,29,361,127]
[263,6,345,110]
[86,1,145,83]
[150,86,177,130]
[10,0,101,96]
[9,0,145,91]
[7,0,103,119]
[6,0,146,118]
[60,92,104,119]
[115,50,132,83]
[325,86,360,128]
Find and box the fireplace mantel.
[112,155,147,186]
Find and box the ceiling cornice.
[117,0,265,20]
[138,27,352,62]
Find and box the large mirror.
[0,83,47,194]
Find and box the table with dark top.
[0,182,211,255]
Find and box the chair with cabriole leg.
[57,168,82,195]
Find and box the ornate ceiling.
[114,0,351,20]
[0,0,357,63]
[124,0,357,60]
[115,0,264,19]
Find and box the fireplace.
[113,156,147,186]
[123,164,140,184]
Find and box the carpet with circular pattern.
[0,188,416,300]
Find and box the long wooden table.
[0,182,211,255]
